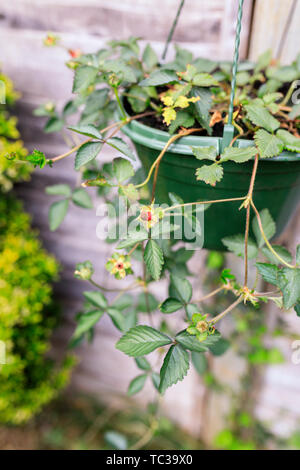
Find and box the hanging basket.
[119,0,300,250]
[122,120,300,250]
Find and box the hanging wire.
[227,0,245,126]
[276,0,298,60]
[162,0,185,60]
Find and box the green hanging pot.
[122,119,300,251]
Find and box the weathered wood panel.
[249,0,300,63]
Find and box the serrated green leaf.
[191,87,213,134]
[192,73,218,87]
[119,184,139,201]
[44,117,64,134]
[127,85,149,113]
[196,163,223,186]
[295,303,300,317]
[168,111,195,134]
[159,344,189,394]
[256,263,279,286]
[83,291,107,309]
[261,245,292,266]
[82,89,109,118]
[277,129,300,152]
[254,129,283,158]
[75,142,103,170]
[191,352,208,375]
[255,49,272,73]
[142,44,158,70]
[49,199,69,231]
[245,104,280,133]
[192,146,217,161]
[73,310,104,339]
[107,307,126,332]
[135,356,151,371]
[144,239,164,281]
[136,292,159,313]
[175,330,209,352]
[107,137,135,161]
[116,325,172,357]
[252,208,276,248]
[72,188,93,208]
[127,374,147,396]
[68,124,103,140]
[139,70,179,87]
[170,274,192,304]
[221,146,257,163]
[73,66,98,93]
[222,234,258,259]
[160,298,183,314]
[209,337,230,356]
[117,229,148,249]
[278,268,300,310]
[45,184,71,197]
[113,158,134,183]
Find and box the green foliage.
[0,73,31,192]
[32,36,300,401]
[0,196,74,424]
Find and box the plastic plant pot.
[122,119,300,251]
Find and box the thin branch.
[244,153,259,286]
[209,296,244,325]
[250,200,295,269]
[163,196,247,214]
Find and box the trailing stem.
[244,153,259,286]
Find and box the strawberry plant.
[26,3,300,405]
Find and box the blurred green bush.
[0,73,74,425]
[0,73,31,192]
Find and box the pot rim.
[122,117,300,163]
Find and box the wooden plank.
[249,0,300,64]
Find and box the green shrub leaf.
[73,66,98,93]
[73,310,104,339]
[139,70,179,87]
[72,188,93,208]
[252,208,276,248]
[107,137,136,161]
[195,163,223,186]
[254,129,283,158]
[83,291,107,309]
[46,184,71,197]
[175,330,209,352]
[159,344,190,394]
[127,374,148,396]
[144,239,164,281]
[116,325,172,357]
[75,142,103,170]
[68,124,103,140]
[222,234,258,259]
[170,274,192,304]
[245,104,280,132]
[192,146,217,161]
[49,199,69,231]
[221,146,257,163]
[276,129,300,152]
[261,245,292,266]
[160,298,183,314]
